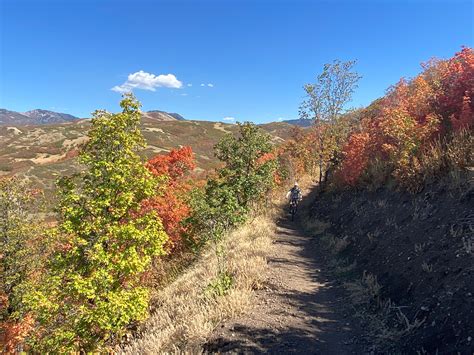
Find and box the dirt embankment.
[307,175,474,354]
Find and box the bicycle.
[289,197,299,221]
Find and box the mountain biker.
[286,182,302,204]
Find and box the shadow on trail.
[205,185,360,354]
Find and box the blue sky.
[1,0,472,123]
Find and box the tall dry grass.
[119,213,276,354]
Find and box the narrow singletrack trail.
[205,214,364,354]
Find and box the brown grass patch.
[119,215,275,354]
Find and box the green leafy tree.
[28,94,168,352]
[214,122,278,209]
[184,180,246,250]
[185,123,277,295]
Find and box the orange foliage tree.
[142,147,196,250]
[279,127,318,181]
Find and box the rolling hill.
[0,116,293,194]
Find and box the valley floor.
[205,208,365,354]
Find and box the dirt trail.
[205,213,364,354]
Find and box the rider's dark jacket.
[289,187,301,200]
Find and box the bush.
[0,178,43,353]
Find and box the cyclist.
[286,182,302,220]
[286,182,302,204]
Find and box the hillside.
[0,117,292,193]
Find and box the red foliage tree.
[146,146,195,183]
[338,133,370,185]
[438,47,474,131]
[142,147,196,250]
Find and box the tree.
[28,94,168,352]
[142,147,196,250]
[186,123,277,244]
[214,122,278,209]
[299,60,361,183]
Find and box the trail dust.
[205,189,364,354]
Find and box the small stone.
[468,336,472,342]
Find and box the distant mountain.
[0,109,34,125]
[281,119,313,128]
[142,110,186,121]
[0,108,186,126]
[0,109,80,125]
[166,112,186,121]
[24,109,79,124]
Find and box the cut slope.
[306,176,474,353]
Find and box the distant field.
[0,117,293,193]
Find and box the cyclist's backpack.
[290,188,300,200]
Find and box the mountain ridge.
[1,108,312,127]
[0,108,187,126]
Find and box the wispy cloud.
[187,83,193,87]
[207,83,214,87]
[200,83,205,87]
[112,70,183,93]
[223,116,235,122]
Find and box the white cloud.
[112,70,183,93]
[180,93,188,96]
[198,83,214,88]
[223,116,235,122]
[187,83,193,87]
[277,117,284,122]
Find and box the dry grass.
[344,271,425,349]
[302,217,330,235]
[119,214,275,354]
